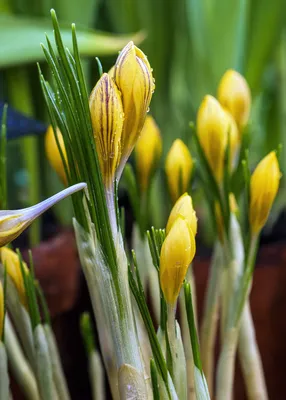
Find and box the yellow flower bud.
[114,41,155,171]
[249,151,281,234]
[135,115,162,192]
[0,281,3,339]
[165,139,193,203]
[160,217,196,305]
[197,95,228,183]
[217,69,251,129]
[89,73,124,188]
[0,247,29,306]
[166,193,197,236]
[45,125,68,185]
[0,184,86,247]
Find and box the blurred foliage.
[1,0,286,239]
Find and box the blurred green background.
[1,0,286,244]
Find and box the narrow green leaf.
[128,254,170,393]
[150,359,160,400]
[184,282,210,399]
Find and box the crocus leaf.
[0,14,144,68]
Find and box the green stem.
[238,301,268,400]
[167,305,187,400]
[0,341,9,400]
[5,316,39,400]
[7,68,40,246]
[34,324,57,400]
[89,350,105,400]
[216,328,239,400]
[44,325,70,400]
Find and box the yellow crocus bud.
[165,139,193,203]
[45,125,68,185]
[114,41,155,172]
[166,193,197,236]
[89,73,124,188]
[249,151,281,234]
[135,115,162,192]
[218,69,251,130]
[0,281,3,339]
[0,247,28,306]
[160,217,196,305]
[197,95,228,183]
[0,183,86,247]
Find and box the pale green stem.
[167,305,187,400]
[180,267,197,400]
[0,270,36,371]
[132,225,160,324]
[5,316,39,400]
[216,222,258,400]
[73,220,147,397]
[34,324,58,400]
[0,341,9,400]
[238,301,268,400]
[216,328,239,400]
[89,350,105,400]
[180,292,195,400]
[44,324,71,400]
[200,242,223,397]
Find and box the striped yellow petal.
[89,73,124,188]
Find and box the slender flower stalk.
[44,325,70,400]
[5,316,40,400]
[34,324,57,400]
[238,302,268,400]
[200,242,223,397]
[0,341,9,400]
